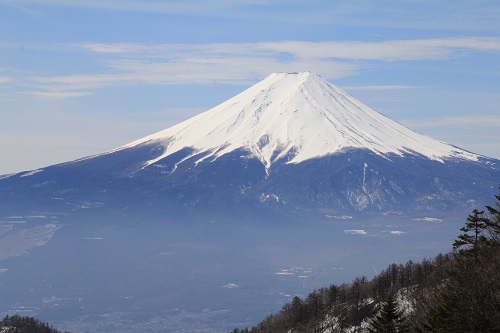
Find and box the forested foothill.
[0,314,69,333]
[231,190,500,333]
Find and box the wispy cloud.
[21,37,500,99]
[403,115,500,129]
[402,115,500,159]
[0,77,13,84]
[0,0,280,16]
[0,0,201,13]
[77,37,500,60]
[3,1,499,33]
[23,90,92,100]
[343,85,416,91]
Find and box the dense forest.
[231,191,500,333]
[0,314,69,333]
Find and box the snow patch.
[259,193,281,203]
[20,169,43,177]
[344,229,367,235]
[362,162,368,192]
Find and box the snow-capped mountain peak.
[119,71,478,170]
[2,71,499,219]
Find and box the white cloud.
[23,90,92,100]
[76,37,500,60]
[23,37,500,99]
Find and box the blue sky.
[1,0,499,174]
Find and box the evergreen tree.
[0,314,69,333]
[484,190,500,244]
[452,209,488,259]
[420,245,500,333]
[367,294,409,333]
[421,192,500,333]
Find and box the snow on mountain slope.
[117,71,479,171]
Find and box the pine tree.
[0,314,69,333]
[452,209,488,259]
[484,191,500,244]
[367,294,409,333]
[420,191,500,333]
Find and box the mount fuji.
[1,71,499,332]
[0,71,497,218]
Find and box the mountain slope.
[114,71,478,172]
[1,71,499,333]
[0,71,498,218]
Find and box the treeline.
[0,314,69,333]
[232,252,453,332]
[421,198,500,332]
[232,190,500,333]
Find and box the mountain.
[0,71,498,218]
[118,71,477,169]
[1,71,499,333]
